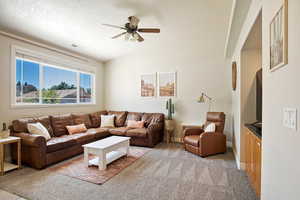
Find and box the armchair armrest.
[199,132,226,156]
[183,128,204,136]
[12,132,46,148]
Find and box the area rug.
[50,147,150,185]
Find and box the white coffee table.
[82,136,130,170]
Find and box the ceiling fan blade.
[112,32,127,39]
[138,28,160,33]
[128,16,140,28]
[135,33,144,42]
[102,24,126,30]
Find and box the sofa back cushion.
[89,110,108,128]
[141,113,164,128]
[107,111,127,127]
[72,114,92,128]
[35,116,54,137]
[125,112,142,125]
[205,112,225,133]
[50,114,74,137]
[12,118,36,133]
[149,113,164,124]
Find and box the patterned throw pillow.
[100,115,115,128]
[127,120,144,129]
[204,123,216,132]
[27,122,51,140]
[66,124,87,135]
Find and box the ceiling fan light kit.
[103,16,160,42]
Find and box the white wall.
[262,0,300,199]
[0,33,105,158]
[104,0,233,141]
[231,0,300,199]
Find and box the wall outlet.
[283,108,297,130]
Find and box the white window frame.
[11,45,96,108]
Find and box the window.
[15,58,95,106]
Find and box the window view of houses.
[16,59,93,104]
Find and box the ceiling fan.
[102,16,160,42]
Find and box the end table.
[164,120,175,143]
[0,136,21,176]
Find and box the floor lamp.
[197,92,213,111]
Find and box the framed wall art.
[140,73,156,97]
[270,0,288,71]
[158,72,177,97]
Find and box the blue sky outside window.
[15,58,94,105]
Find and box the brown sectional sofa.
[10,110,164,169]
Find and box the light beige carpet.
[0,143,258,200]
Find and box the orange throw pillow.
[66,124,87,135]
[127,120,144,128]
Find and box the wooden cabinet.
[245,128,261,197]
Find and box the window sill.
[11,103,97,109]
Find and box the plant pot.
[165,119,175,132]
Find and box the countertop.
[245,123,262,139]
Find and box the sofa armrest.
[183,128,204,136]
[12,132,46,148]
[147,123,164,147]
[148,123,163,132]
[199,132,226,156]
[11,132,47,169]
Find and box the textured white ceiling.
[0,0,233,62]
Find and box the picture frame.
[270,0,288,72]
[158,72,177,97]
[140,73,156,97]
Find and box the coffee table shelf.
[88,150,126,166]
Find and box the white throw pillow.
[204,123,216,132]
[101,115,115,128]
[27,122,51,140]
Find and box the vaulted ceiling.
[0,0,233,62]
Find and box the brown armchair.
[183,112,226,157]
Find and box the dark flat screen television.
[255,68,262,128]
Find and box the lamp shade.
[197,94,205,103]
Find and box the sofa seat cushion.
[109,127,132,136]
[183,135,200,147]
[86,128,110,139]
[67,133,95,145]
[46,136,77,153]
[126,128,148,138]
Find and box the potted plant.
[165,98,175,143]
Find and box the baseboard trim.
[226,141,232,147]
[232,148,241,169]
[172,137,183,143]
